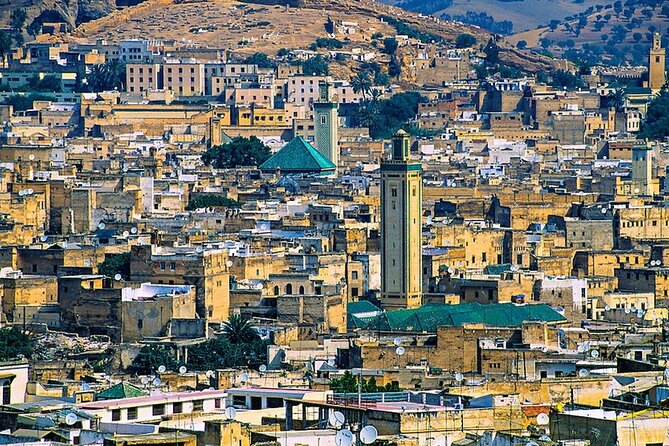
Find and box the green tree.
[186,195,240,211]
[86,59,126,92]
[27,20,42,38]
[130,346,179,374]
[202,136,271,168]
[2,94,55,111]
[301,55,329,75]
[330,371,359,393]
[0,31,12,61]
[516,40,527,49]
[388,55,401,78]
[455,33,476,48]
[98,252,131,280]
[221,315,260,344]
[10,9,26,45]
[382,37,398,55]
[374,70,390,86]
[187,335,268,370]
[243,52,276,68]
[0,327,32,360]
[638,90,669,140]
[351,71,372,100]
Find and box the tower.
[313,81,339,169]
[649,33,666,92]
[632,143,653,196]
[380,130,422,310]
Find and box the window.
[298,285,305,294]
[112,409,121,421]
[138,319,143,330]
[2,381,10,404]
[285,284,292,294]
[170,262,176,271]
[351,271,358,280]
[160,261,166,270]
[320,115,326,124]
[173,402,183,414]
[153,404,165,416]
[127,407,137,420]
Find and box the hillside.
[509,1,669,66]
[379,0,601,33]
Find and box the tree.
[351,71,372,100]
[98,252,131,280]
[516,40,527,49]
[0,31,12,61]
[638,91,669,140]
[2,94,54,111]
[221,315,260,344]
[27,20,42,38]
[388,55,401,78]
[549,70,585,89]
[548,19,561,31]
[633,32,642,42]
[330,371,400,393]
[382,37,398,55]
[186,195,241,211]
[604,86,627,111]
[10,9,26,45]
[301,55,329,76]
[374,70,390,86]
[242,52,275,68]
[455,33,476,48]
[202,136,271,168]
[86,59,126,92]
[130,346,179,374]
[0,327,32,360]
[483,38,500,64]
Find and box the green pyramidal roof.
[260,137,336,174]
[96,382,148,400]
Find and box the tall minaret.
[313,81,339,169]
[649,33,666,93]
[380,130,422,310]
[632,143,653,196]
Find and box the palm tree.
[221,315,259,344]
[351,72,372,100]
[606,86,627,111]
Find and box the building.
[259,137,336,176]
[631,143,653,196]
[649,33,666,92]
[313,81,339,167]
[380,130,422,310]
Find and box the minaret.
[380,130,422,310]
[313,81,339,169]
[649,33,666,93]
[632,143,653,196]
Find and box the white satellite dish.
[98,222,105,230]
[114,274,122,281]
[664,368,669,379]
[123,231,130,237]
[359,425,378,444]
[536,413,549,425]
[179,366,187,374]
[226,260,233,267]
[624,308,631,314]
[40,235,48,242]
[604,305,611,311]
[591,350,600,358]
[335,429,354,446]
[578,369,590,378]
[131,227,138,234]
[396,346,405,356]
[239,373,248,383]
[455,372,464,382]
[329,410,345,429]
[152,377,161,386]
[327,358,335,367]
[64,413,77,426]
[601,207,607,214]
[157,365,167,373]
[224,406,237,420]
[634,188,640,194]
[17,190,24,197]
[637,309,645,318]
[259,365,267,373]
[526,442,539,446]
[140,376,150,385]
[29,154,35,161]
[81,383,90,391]
[393,337,402,346]
[582,342,590,352]
[27,189,33,195]
[539,435,552,442]
[206,370,214,378]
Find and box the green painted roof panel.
[96,382,148,400]
[260,137,336,172]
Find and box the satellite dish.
[98,222,105,230]
[329,410,346,429]
[634,188,640,194]
[396,346,405,356]
[591,350,600,358]
[664,368,669,379]
[152,377,161,387]
[335,429,353,446]
[239,373,248,383]
[578,369,590,378]
[393,337,402,346]
[123,231,130,237]
[27,189,33,195]
[536,413,549,425]
[526,442,539,446]
[224,406,237,420]
[131,227,138,234]
[604,305,611,311]
[601,207,607,214]
[359,425,378,444]
[140,376,150,385]
[206,370,214,378]
[455,372,464,382]
[226,260,233,267]
[40,235,48,242]
[17,190,24,197]
[625,308,631,314]
[158,365,167,373]
[637,309,645,318]
[114,274,122,281]
[179,366,187,374]
[539,435,552,442]
[259,365,267,373]
[582,342,590,352]
[64,413,77,426]
[29,154,35,161]
[327,358,335,367]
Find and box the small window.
[173,402,183,414]
[127,407,138,420]
[153,404,165,416]
[193,400,204,411]
[170,261,176,271]
[112,409,121,421]
[160,261,166,270]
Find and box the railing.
[327,392,410,407]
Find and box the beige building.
[163,62,205,96]
[126,63,161,93]
[649,33,666,92]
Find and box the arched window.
[299,285,305,295]
[273,286,279,296]
[285,284,293,295]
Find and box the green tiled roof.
[347,300,381,315]
[260,137,336,173]
[96,382,148,400]
[349,302,566,332]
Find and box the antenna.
[122,231,130,238]
[98,222,106,230]
[393,337,402,346]
[591,350,600,359]
[152,377,162,387]
[239,372,248,384]
[226,260,233,268]
[206,370,214,378]
[39,235,48,242]
[455,372,464,383]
